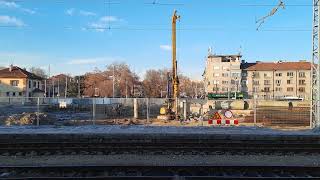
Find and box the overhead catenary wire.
[256,0,286,31]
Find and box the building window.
[275,73,282,77]
[19,92,22,96]
[299,72,306,78]
[213,66,220,70]
[264,73,271,78]
[222,66,228,70]
[33,81,36,87]
[208,81,210,85]
[232,73,240,78]
[12,92,16,96]
[276,87,282,92]
[37,82,40,88]
[264,80,271,85]
[287,72,294,77]
[253,80,260,85]
[252,72,259,78]
[275,80,281,85]
[213,80,220,84]
[222,87,228,91]
[253,87,259,92]
[264,87,270,92]
[299,80,306,85]
[213,87,219,91]
[29,80,31,88]
[222,73,229,77]
[10,80,19,87]
[6,92,10,96]
[241,80,247,85]
[299,87,305,93]
[287,87,294,92]
[222,81,228,85]
[287,80,292,84]
[214,73,220,77]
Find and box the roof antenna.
[238,45,242,55]
[208,46,213,56]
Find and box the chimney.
[9,64,13,72]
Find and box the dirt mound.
[5,113,55,126]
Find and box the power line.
[0,0,313,7]
[0,25,311,32]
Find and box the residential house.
[0,65,44,98]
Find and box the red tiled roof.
[0,66,43,80]
[243,62,311,71]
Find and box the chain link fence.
[0,97,312,129]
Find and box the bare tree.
[83,63,139,97]
[29,67,47,78]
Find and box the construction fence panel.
[255,99,311,128]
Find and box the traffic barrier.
[209,119,239,126]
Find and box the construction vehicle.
[157,10,180,121]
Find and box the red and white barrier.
[208,119,239,126]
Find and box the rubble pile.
[4,113,55,126]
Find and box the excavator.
[157,10,180,121]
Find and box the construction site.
[1,0,320,179]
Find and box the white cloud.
[66,57,125,65]
[21,8,35,15]
[66,8,97,17]
[160,45,172,51]
[66,58,100,65]
[79,10,96,17]
[66,8,75,16]
[87,16,122,32]
[0,1,18,8]
[0,0,36,14]
[100,16,119,22]
[0,15,25,26]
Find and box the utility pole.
[52,79,55,98]
[65,76,68,99]
[57,78,60,98]
[228,63,231,100]
[113,65,115,98]
[125,79,128,98]
[44,79,47,97]
[78,76,81,98]
[48,65,51,98]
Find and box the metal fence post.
[183,100,187,120]
[37,97,40,126]
[92,98,96,125]
[253,96,257,126]
[146,98,149,123]
[134,98,138,119]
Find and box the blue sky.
[0,0,312,80]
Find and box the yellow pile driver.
[158,10,180,121]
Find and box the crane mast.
[172,10,180,100]
[157,10,181,121]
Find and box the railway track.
[1,165,320,179]
[1,140,320,156]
